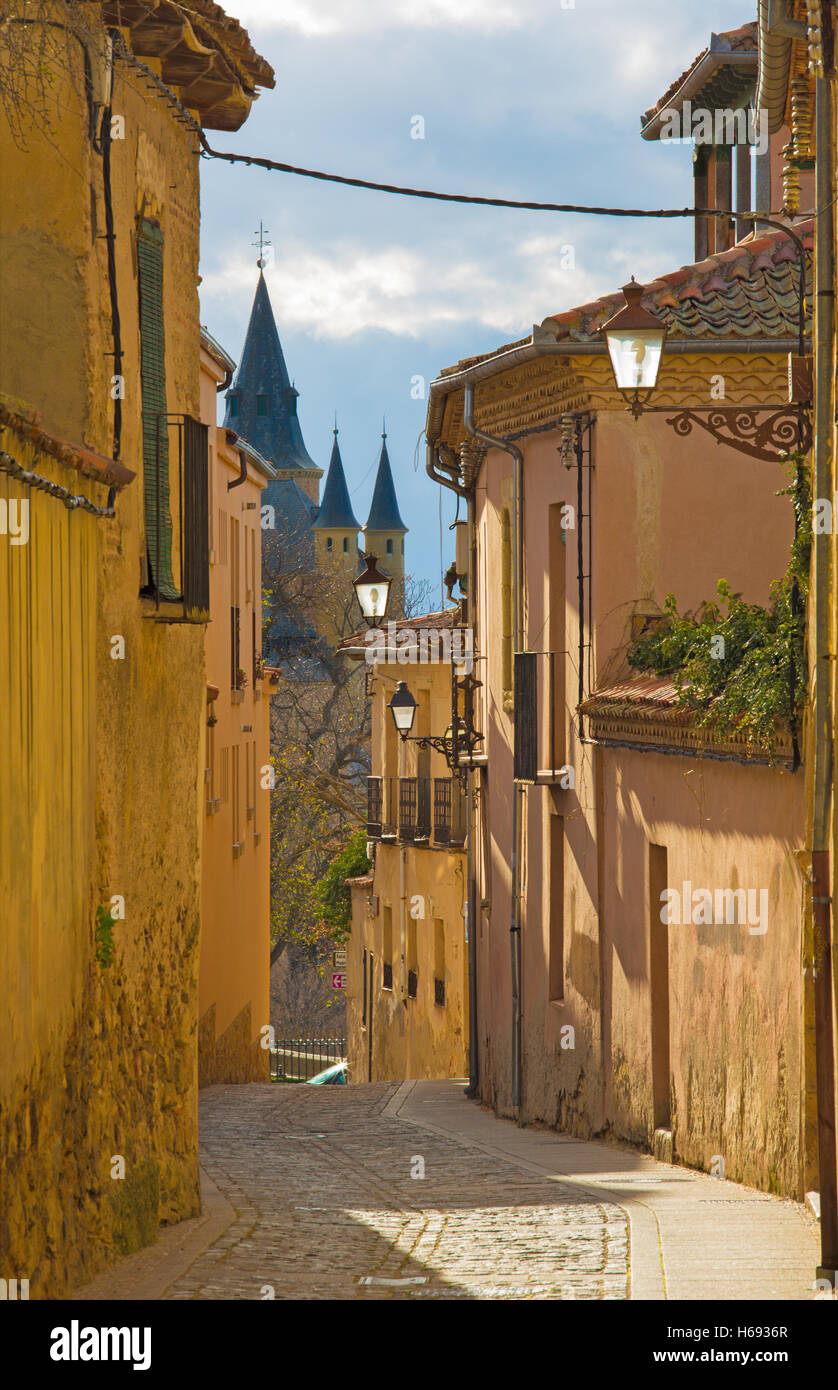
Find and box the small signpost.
[333,949,347,968]
[331,972,347,991]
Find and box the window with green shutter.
[137,218,178,600]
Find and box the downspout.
[464,496,479,1096]
[812,74,838,1285]
[463,382,524,1113]
[228,443,248,492]
[425,437,478,1094]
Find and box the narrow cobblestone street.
[166,1083,628,1301]
[74,1078,820,1303]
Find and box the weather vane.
[253,221,271,269]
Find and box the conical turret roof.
[365,435,406,533]
[224,271,318,473]
[312,430,360,530]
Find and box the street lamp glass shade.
[354,553,392,622]
[601,278,667,395]
[389,681,417,737]
[605,329,665,391]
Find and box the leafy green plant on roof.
[627,457,810,766]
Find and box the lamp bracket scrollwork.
[658,406,812,463]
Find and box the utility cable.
[199,135,793,222]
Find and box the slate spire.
[365,427,406,533]
[223,270,318,473]
[312,425,360,530]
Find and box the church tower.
[311,425,361,581]
[364,429,407,614]
[223,269,323,504]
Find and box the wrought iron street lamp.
[353,552,392,626]
[601,225,812,463]
[388,680,417,737]
[601,277,667,419]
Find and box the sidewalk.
[389,1079,821,1300]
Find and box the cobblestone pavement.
[165,1083,628,1301]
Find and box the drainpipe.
[464,497,479,1096]
[812,74,838,1286]
[425,437,478,1093]
[228,441,248,492]
[463,383,524,1113]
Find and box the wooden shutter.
[514,651,537,783]
[137,218,178,599]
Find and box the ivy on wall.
[627,459,811,766]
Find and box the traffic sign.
[331,972,347,990]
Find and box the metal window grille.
[399,777,417,840]
[367,777,382,837]
[434,977,445,1007]
[434,778,452,845]
[382,961,393,990]
[407,970,418,999]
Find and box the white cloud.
[229,0,530,37]
[200,232,664,343]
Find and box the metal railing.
[368,775,465,848]
[269,1034,347,1082]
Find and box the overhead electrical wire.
[198,134,791,223]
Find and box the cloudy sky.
[199,0,751,598]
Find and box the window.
[433,919,445,1006]
[230,517,240,689]
[382,906,393,990]
[547,503,567,771]
[362,946,368,1027]
[229,395,239,418]
[326,536,333,552]
[501,505,513,709]
[549,815,564,1002]
[386,538,393,555]
[220,746,229,804]
[246,740,254,821]
[256,394,269,416]
[649,844,671,1130]
[343,536,348,553]
[137,217,178,599]
[232,745,243,857]
[407,916,418,999]
[205,722,216,813]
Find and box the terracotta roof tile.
[541,223,812,344]
[641,23,758,129]
[337,605,462,652]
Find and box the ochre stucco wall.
[197,345,270,1085]
[0,25,208,1294]
[346,657,468,1081]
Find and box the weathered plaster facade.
[345,625,469,1081]
[198,334,271,1086]
[0,7,271,1296]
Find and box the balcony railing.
[367,775,466,848]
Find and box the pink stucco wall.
[471,402,807,1195]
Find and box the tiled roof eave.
[581,698,796,769]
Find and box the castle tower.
[364,429,407,614]
[312,426,361,595]
[223,269,323,504]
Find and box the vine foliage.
[627,457,811,766]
